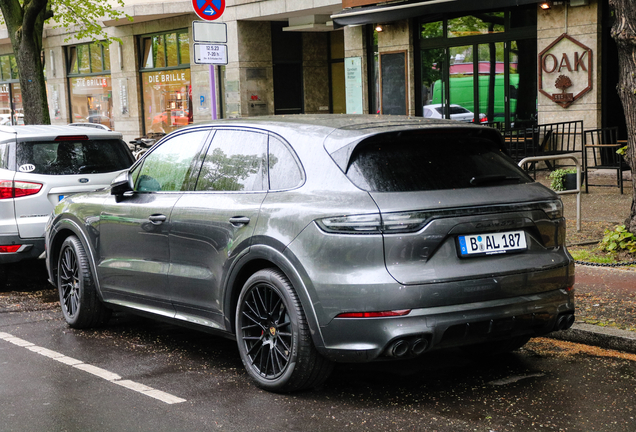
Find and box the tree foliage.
[0,0,129,125]
[49,0,128,43]
[609,0,636,234]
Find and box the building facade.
[0,0,623,142]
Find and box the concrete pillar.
[223,21,273,118]
[43,37,69,126]
[302,32,330,114]
[107,26,140,143]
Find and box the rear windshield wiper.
[469,175,522,186]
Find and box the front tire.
[236,268,333,392]
[57,236,111,328]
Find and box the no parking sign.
[192,0,225,21]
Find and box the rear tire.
[236,268,333,392]
[57,236,111,328]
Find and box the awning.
[331,0,541,28]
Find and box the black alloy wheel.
[59,244,81,318]
[57,236,111,328]
[240,282,293,380]
[236,269,333,392]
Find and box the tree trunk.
[609,0,636,233]
[0,0,52,125]
[13,36,50,125]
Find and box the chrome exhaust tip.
[387,340,409,358]
[411,338,429,356]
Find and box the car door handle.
[148,214,167,225]
[229,216,250,227]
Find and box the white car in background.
[423,104,477,123]
[0,125,134,288]
[0,113,24,126]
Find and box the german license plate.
[458,231,526,257]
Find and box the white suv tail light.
[0,180,43,199]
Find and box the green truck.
[430,74,519,123]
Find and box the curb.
[548,322,636,354]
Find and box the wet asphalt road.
[2,302,636,432]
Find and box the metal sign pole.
[209,64,217,120]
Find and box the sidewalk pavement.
[535,171,636,353]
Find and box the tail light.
[0,245,22,253]
[0,180,43,199]
[317,200,564,235]
[317,212,430,234]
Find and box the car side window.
[195,129,267,192]
[268,135,303,190]
[135,130,208,192]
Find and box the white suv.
[0,125,134,288]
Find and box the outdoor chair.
[535,120,584,171]
[584,127,631,194]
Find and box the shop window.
[421,21,444,39]
[140,30,193,135]
[0,56,13,81]
[0,54,23,126]
[67,42,113,129]
[448,13,505,38]
[179,33,190,64]
[418,7,536,127]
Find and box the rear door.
[168,128,269,327]
[97,129,209,314]
[13,138,133,239]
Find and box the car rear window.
[17,139,134,175]
[345,132,532,192]
[449,106,470,114]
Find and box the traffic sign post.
[192,21,227,43]
[192,0,225,21]
[194,43,228,65]
[191,18,228,121]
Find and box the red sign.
[192,0,225,21]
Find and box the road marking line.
[115,380,186,404]
[4,336,35,347]
[0,332,186,404]
[74,363,122,381]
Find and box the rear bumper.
[317,287,575,363]
[0,234,45,264]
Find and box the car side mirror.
[110,170,134,201]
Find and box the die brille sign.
[538,33,593,108]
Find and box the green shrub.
[598,225,636,255]
[549,168,577,191]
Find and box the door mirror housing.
[110,170,134,200]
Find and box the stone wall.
[537,1,602,130]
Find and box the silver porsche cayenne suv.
[45,115,575,392]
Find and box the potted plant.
[549,168,578,191]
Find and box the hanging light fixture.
[539,1,552,9]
